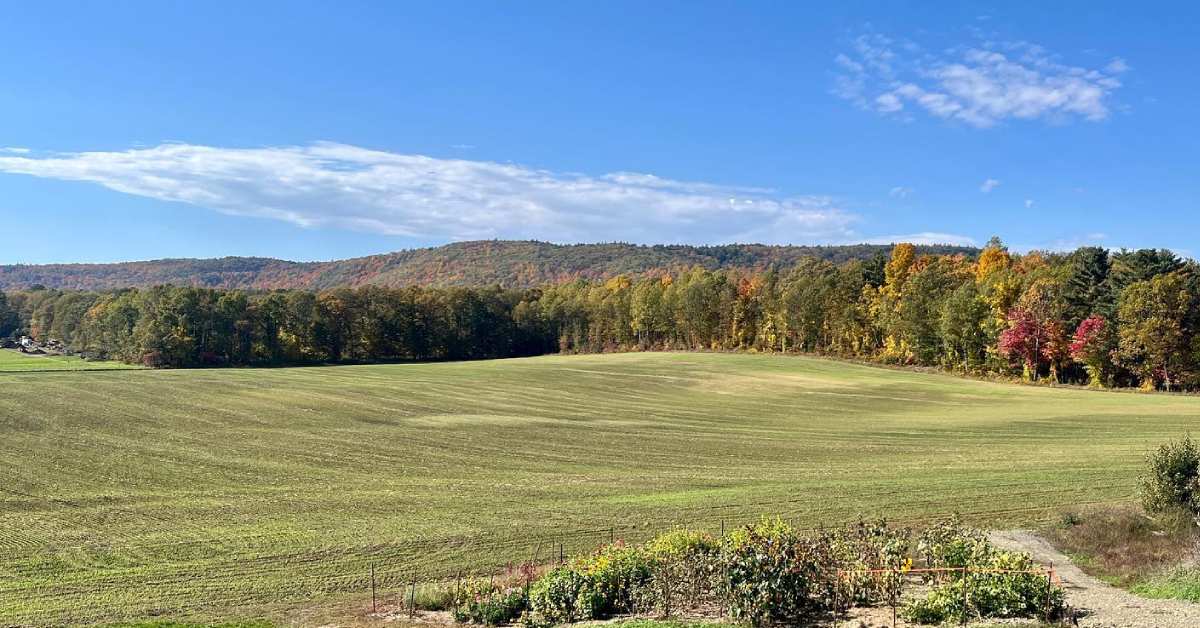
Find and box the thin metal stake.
[892,567,898,627]
[370,564,377,613]
[1044,563,1054,620]
[409,580,416,618]
[960,567,969,627]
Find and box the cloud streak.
[835,32,1127,127]
[862,232,978,247]
[0,142,869,245]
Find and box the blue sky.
[1,1,1196,263]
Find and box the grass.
[0,348,141,372]
[606,621,733,628]
[4,351,1200,625]
[1047,504,1196,588]
[98,623,274,628]
[1131,568,1200,602]
[1048,503,1200,602]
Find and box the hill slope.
[0,352,1187,623]
[0,240,977,290]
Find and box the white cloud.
[889,186,913,198]
[0,142,863,245]
[1024,199,1034,208]
[1014,232,1108,253]
[0,147,30,154]
[834,33,1127,127]
[1105,58,1130,74]
[980,178,1001,193]
[861,232,978,247]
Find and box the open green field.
[3,352,1198,625]
[0,348,142,372]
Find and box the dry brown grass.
[1046,504,1198,586]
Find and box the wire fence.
[1,487,1113,625]
[834,565,1064,627]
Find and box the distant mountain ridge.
[0,240,979,290]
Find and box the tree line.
[2,239,1198,391]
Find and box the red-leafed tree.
[998,306,1062,381]
[1070,315,1115,387]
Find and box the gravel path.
[989,530,1200,628]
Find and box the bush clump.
[640,529,721,617]
[522,542,652,628]
[719,518,835,626]
[448,518,1062,628]
[523,567,594,628]
[902,519,1064,624]
[827,518,911,607]
[1139,436,1200,517]
[453,577,528,626]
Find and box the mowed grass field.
[2,352,1198,625]
[0,348,141,372]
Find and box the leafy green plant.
[522,567,594,628]
[571,541,653,617]
[718,518,835,626]
[641,529,721,617]
[452,577,528,626]
[1139,436,1200,516]
[827,518,911,607]
[903,519,1064,624]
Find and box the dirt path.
[990,530,1200,628]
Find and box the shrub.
[453,577,528,626]
[1139,436,1200,516]
[719,518,835,626]
[902,519,1064,624]
[568,542,652,617]
[523,542,653,627]
[827,518,911,607]
[914,517,993,570]
[523,567,593,628]
[644,528,720,560]
[641,529,721,617]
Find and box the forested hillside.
[0,240,976,290]
[3,240,1198,392]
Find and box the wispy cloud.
[861,232,978,247]
[0,147,30,154]
[834,31,1128,127]
[1014,232,1107,253]
[980,178,1001,193]
[889,186,914,199]
[0,142,865,245]
[1024,199,1034,208]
